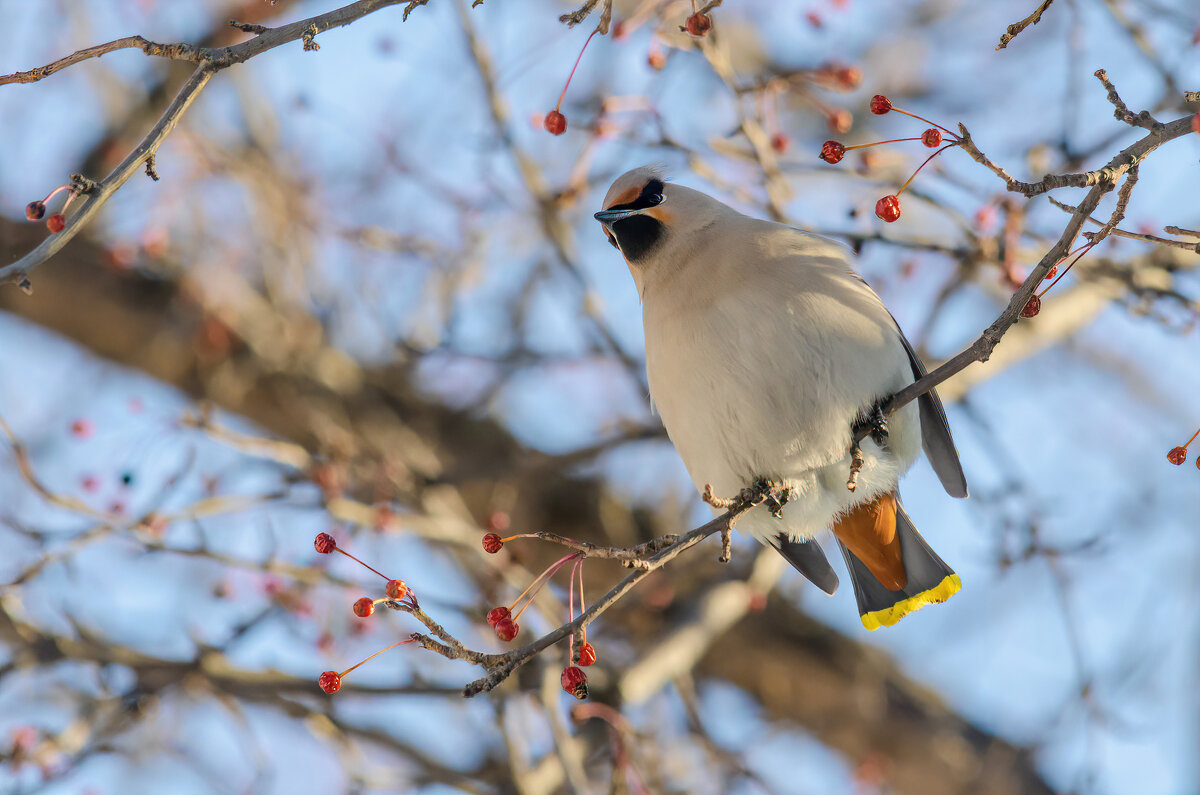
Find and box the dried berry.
[870,94,892,115]
[1021,294,1041,318]
[820,140,846,164]
[1044,264,1058,281]
[921,128,942,147]
[486,606,511,627]
[46,214,66,234]
[1167,446,1187,465]
[770,132,790,154]
[578,642,596,667]
[543,110,567,136]
[25,201,45,221]
[318,671,341,694]
[385,579,408,600]
[70,419,93,439]
[482,533,504,553]
[314,532,336,554]
[353,597,375,618]
[494,617,520,642]
[560,666,589,699]
[685,12,712,36]
[874,195,901,223]
[1193,112,1200,135]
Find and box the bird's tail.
[832,493,960,630]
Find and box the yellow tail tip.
[860,574,962,631]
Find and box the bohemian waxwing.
[594,166,968,629]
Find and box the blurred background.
[1,0,1198,793]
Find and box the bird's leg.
[846,442,865,492]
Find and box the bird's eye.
[646,193,664,206]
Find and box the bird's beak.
[593,207,643,225]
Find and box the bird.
[594,166,968,629]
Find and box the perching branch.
[854,76,1197,446]
[397,483,787,697]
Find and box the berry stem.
[1180,427,1200,451]
[556,28,601,113]
[844,136,924,151]
[891,107,958,138]
[40,185,72,205]
[338,639,413,678]
[896,144,956,196]
[1037,242,1094,297]
[334,547,390,582]
[510,553,581,621]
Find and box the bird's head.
[594,167,734,279]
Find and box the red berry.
[612,20,627,39]
[647,50,666,70]
[543,110,567,136]
[385,579,408,600]
[1044,264,1058,281]
[578,642,596,667]
[25,201,45,221]
[870,94,892,115]
[482,533,504,554]
[805,10,822,27]
[1167,446,1187,465]
[81,475,100,493]
[770,132,790,154]
[874,195,901,223]
[921,128,942,147]
[560,666,589,699]
[494,617,520,642]
[1193,112,1200,135]
[820,141,846,164]
[353,597,375,618]
[70,419,93,439]
[46,214,66,233]
[486,511,510,532]
[486,606,511,627]
[314,532,336,554]
[1021,294,1041,318]
[318,671,341,694]
[827,109,851,133]
[685,12,712,36]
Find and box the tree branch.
[0,0,429,290]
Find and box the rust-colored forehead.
[604,184,642,210]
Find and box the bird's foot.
[853,402,890,448]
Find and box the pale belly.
[644,278,921,541]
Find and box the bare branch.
[996,0,1056,50]
[0,0,430,290]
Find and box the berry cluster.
[818,94,961,224]
[480,530,596,699]
[1167,428,1200,470]
[24,183,82,234]
[313,532,417,694]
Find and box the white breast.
[641,225,921,541]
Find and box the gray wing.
[895,329,969,498]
